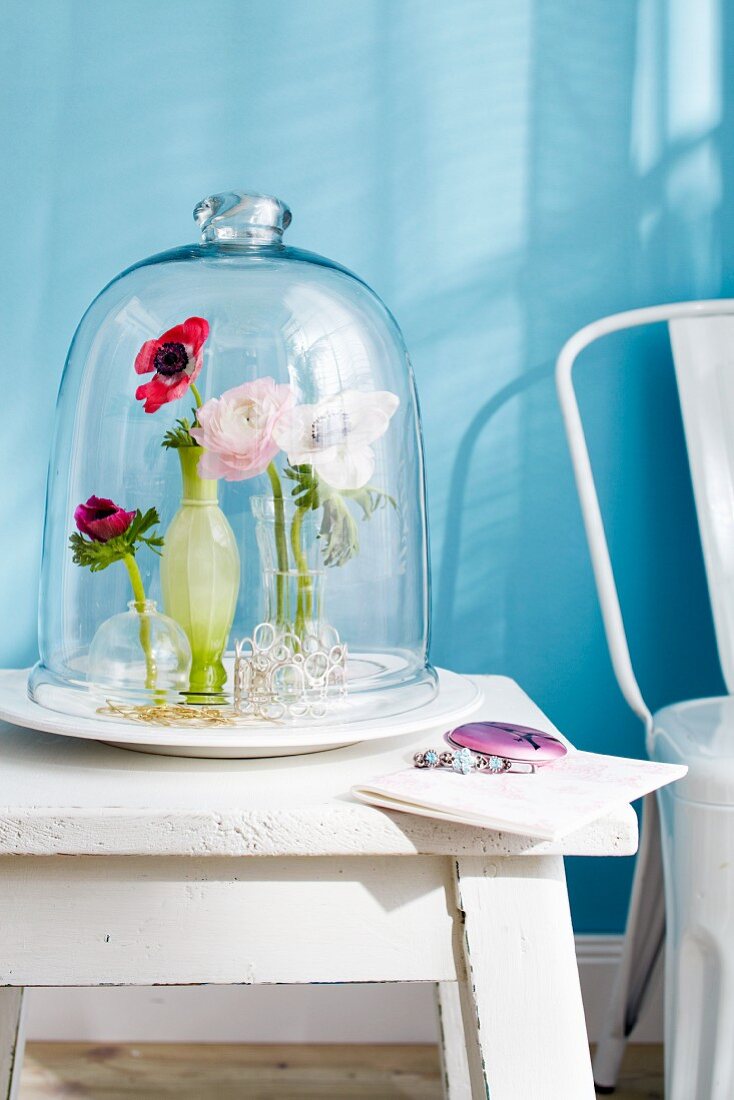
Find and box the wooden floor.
[19,1042,665,1099]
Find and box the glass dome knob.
[194,190,292,244]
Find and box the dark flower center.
[311,411,351,447]
[154,342,189,377]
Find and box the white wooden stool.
[0,674,636,1100]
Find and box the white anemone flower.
[273,389,399,490]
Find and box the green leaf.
[162,416,196,450]
[69,530,131,572]
[284,463,322,511]
[162,408,201,449]
[283,463,396,568]
[128,507,165,555]
[342,484,397,520]
[319,496,360,567]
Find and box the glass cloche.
[30,190,438,726]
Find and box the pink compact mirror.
[447,721,568,766]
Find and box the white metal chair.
[556,300,734,1098]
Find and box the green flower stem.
[290,505,312,638]
[123,553,156,690]
[190,382,203,409]
[266,462,289,623]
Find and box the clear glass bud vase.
[88,599,192,702]
[161,447,240,697]
[251,494,328,643]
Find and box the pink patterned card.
[351,751,687,841]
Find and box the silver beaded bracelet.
[413,746,536,775]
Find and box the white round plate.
[0,668,483,758]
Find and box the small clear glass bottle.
[88,600,192,702]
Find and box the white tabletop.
[0,674,637,859]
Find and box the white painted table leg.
[454,855,594,1100]
[436,981,472,1099]
[593,792,664,1092]
[0,989,25,1100]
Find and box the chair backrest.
[670,314,734,696]
[556,301,734,736]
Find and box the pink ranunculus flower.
[190,378,294,480]
[74,496,136,542]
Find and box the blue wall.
[1,0,728,931]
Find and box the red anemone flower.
[134,317,209,414]
[74,496,136,542]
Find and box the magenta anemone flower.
[134,317,209,414]
[74,496,136,542]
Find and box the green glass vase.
[161,447,240,697]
